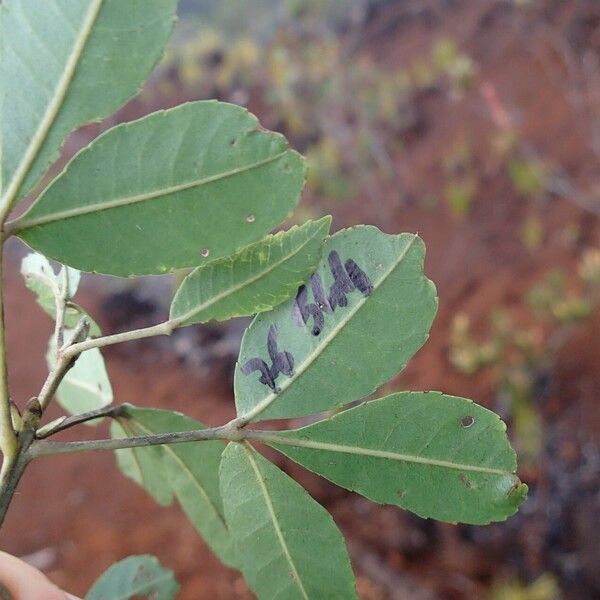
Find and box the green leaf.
[21,252,101,335]
[47,333,112,418]
[0,0,177,208]
[113,406,236,567]
[234,226,438,421]
[21,252,79,308]
[111,419,173,507]
[220,442,357,600]
[260,392,528,525]
[85,554,179,600]
[12,101,306,276]
[170,217,330,326]
[63,302,102,337]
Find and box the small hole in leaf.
[460,416,475,428]
[201,248,210,258]
[245,214,256,223]
[230,137,238,146]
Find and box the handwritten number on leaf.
[241,325,294,392]
[294,251,373,336]
[242,251,373,391]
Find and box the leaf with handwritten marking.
[235,226,438,421]
[11,101,306,276]
[219,442,357,600]
[0,0,177,208]
[112,405,236,568]
[259,392,528,525]
[85,554,179,600]
[170,217,330,326]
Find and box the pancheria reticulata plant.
[0,1,527,598]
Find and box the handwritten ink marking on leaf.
[293,251,373,336]
[344,258,374,296]
[292,273,331,335]
[241,324,294,392]
[242,252,372,390]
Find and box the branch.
[35,404,123,439]
[62,317,183,360]
[53,267,70,353]
[0,428,35,527]
[37,317,89,414]
[28,421,244,458]
[0,244,17,465]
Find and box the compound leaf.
[260,392,528,525]
[85,554,179,600]
[12,101,306,276]
[113,405,236,568]
[235,226,438,421]
[170,217,330,326]
[220,442,357,600]
[0,0,177,208]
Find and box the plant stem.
[36,405,123,439]
[28,422,243,458]
[38,317,89,414]
[53,267,69,353]
[63,318,182,360]
[0,244,17,468]
[0,429,35,528]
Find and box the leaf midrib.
[240,235,418,422]
[258,433,513,476]
[242,443,309,600]
[174,224,323,324]
[0,0,104,210]
[12,150,289,231]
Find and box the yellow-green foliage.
[490,574,561,600]
[443,141,479,218]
